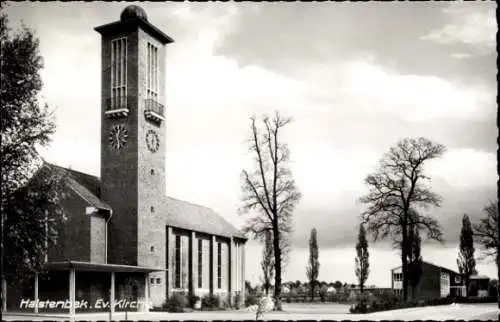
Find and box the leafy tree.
[407,222,422,299]
[457,214,477,297]
[359,137,445,302]
[334,280,343,290]
[239,111,302,310]
[355,224,369,293]
[473,201,499,308]
[261,230,274,295]
[1,10,67,310]
[306,228,320,300]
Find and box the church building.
[5,5,246,315]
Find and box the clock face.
[146,129,159,153]
[109,124,128,150]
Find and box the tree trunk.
[402,226,409,302]
[273,225,282,310]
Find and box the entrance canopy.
[44,261,165,273]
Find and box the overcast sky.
[5,1,497,287]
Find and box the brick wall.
[412,262,441,300]
[49,188,91,262]
[100,29,139,266]
[136,26,168,307]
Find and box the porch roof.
[44,261,165,273]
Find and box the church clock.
[109,124,128,150]
[146,129,159,153]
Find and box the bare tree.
[306,228,319,301]
[261,231,274,295]
[474,201,498,260]
[359,137,445,302]
[239,111,302,310]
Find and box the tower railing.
[104,95,132,118]
[144,98,165,123]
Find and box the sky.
[5,1,497,287]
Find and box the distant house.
[390,261,490,299]
[469,275,490,298]
[326,286,337,294]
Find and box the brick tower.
[95,5,174,266]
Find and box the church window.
[150,278,155,284]
[175,235,181,288]
[198,239,203,288]
[156,278,161,284]
[147,42,158,102]
[217,241,222,289]
[150,245,154,252]
[150,206,155,213]
[150,169,155,175]
[110,37,127,110]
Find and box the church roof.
[47,163,246,240]
[163,196,246,239]
[45,163,112,212]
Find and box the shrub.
[201,293,221,311]
[221,296,231,310]
[233,292,243,309]
[164,292,187,312]
[349,293,500,314]
[245,293,259,307]
[319,286,328,302]
[188,295,200,309]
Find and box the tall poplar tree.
[355,224,369,293]
[457,214,477,296]
[306,228,319,300]
[261,230,274,295]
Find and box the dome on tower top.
[120,5,148,22]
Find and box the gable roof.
[470,275,490,280]
[163,196,247,240]
[47,163,101,196]
[391,260,460,275]
[45,163,112,212]
[45,163,246,240]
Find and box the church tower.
[95,6,174,266]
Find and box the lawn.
[2,302,498,321]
